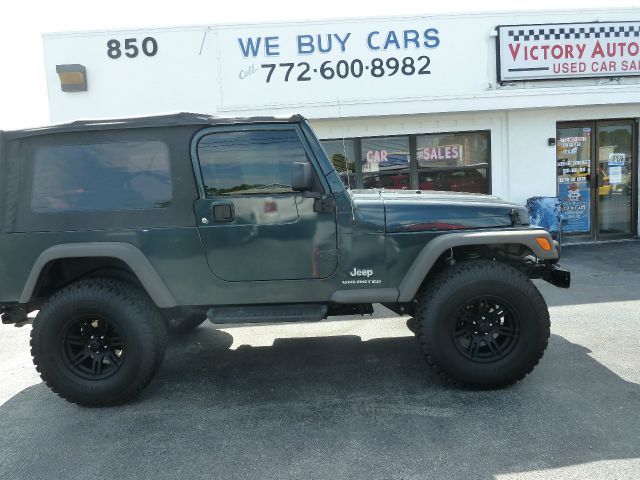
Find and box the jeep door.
[192,124,338,281]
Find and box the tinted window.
[197,130,309,197]
[31,140,172,213]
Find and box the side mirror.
[292,162,314,192]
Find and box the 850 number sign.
[107,37,158,59]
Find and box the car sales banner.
[497,21,640,81]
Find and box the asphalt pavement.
[1,241,639,479]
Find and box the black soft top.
[1,112,306,140]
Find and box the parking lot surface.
[1,241,639,479]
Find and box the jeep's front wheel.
[30,279,167,406]
[415,260,550,388]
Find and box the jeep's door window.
[360,136,410,189]
[416,132,489,194]
[197,130,310,197]
[31,141,171,213]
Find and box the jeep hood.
[349,190,529,232]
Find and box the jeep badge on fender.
[349,268,374,278]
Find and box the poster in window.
[558,182,590,234]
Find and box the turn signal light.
[535,237,553,251]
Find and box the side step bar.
[207,304,328,325]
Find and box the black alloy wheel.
[451,297,520,363]
[61,316,125,380]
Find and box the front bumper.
[527,263,571,289]
[541,264,571,288]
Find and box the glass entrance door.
[597,123,634,238]
[557,120,637,241]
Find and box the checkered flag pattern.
[508,24,640,41]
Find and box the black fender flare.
[396,229,558,302]
[19,242,178,308]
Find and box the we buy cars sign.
[497,22,640,81]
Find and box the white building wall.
[42,27,221,122]
[42,8,640,124]
[505,109,557,204]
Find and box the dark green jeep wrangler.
[0,113,569,406]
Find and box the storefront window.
[416,131,489,194]
[320,139,356,187]
[321,131,492,192]
[361,136,410,189]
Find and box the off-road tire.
[30,278,167,407]
[415,260,550,388]
[166,313,207,334]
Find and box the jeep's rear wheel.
[415,260,550,388]
[30,279,167,406]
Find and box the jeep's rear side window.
[197,130,309,197]
[31,140,172,213]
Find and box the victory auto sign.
[497,21,640,81]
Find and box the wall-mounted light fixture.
[56,64,87,92]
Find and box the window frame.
[191,123,329,199]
